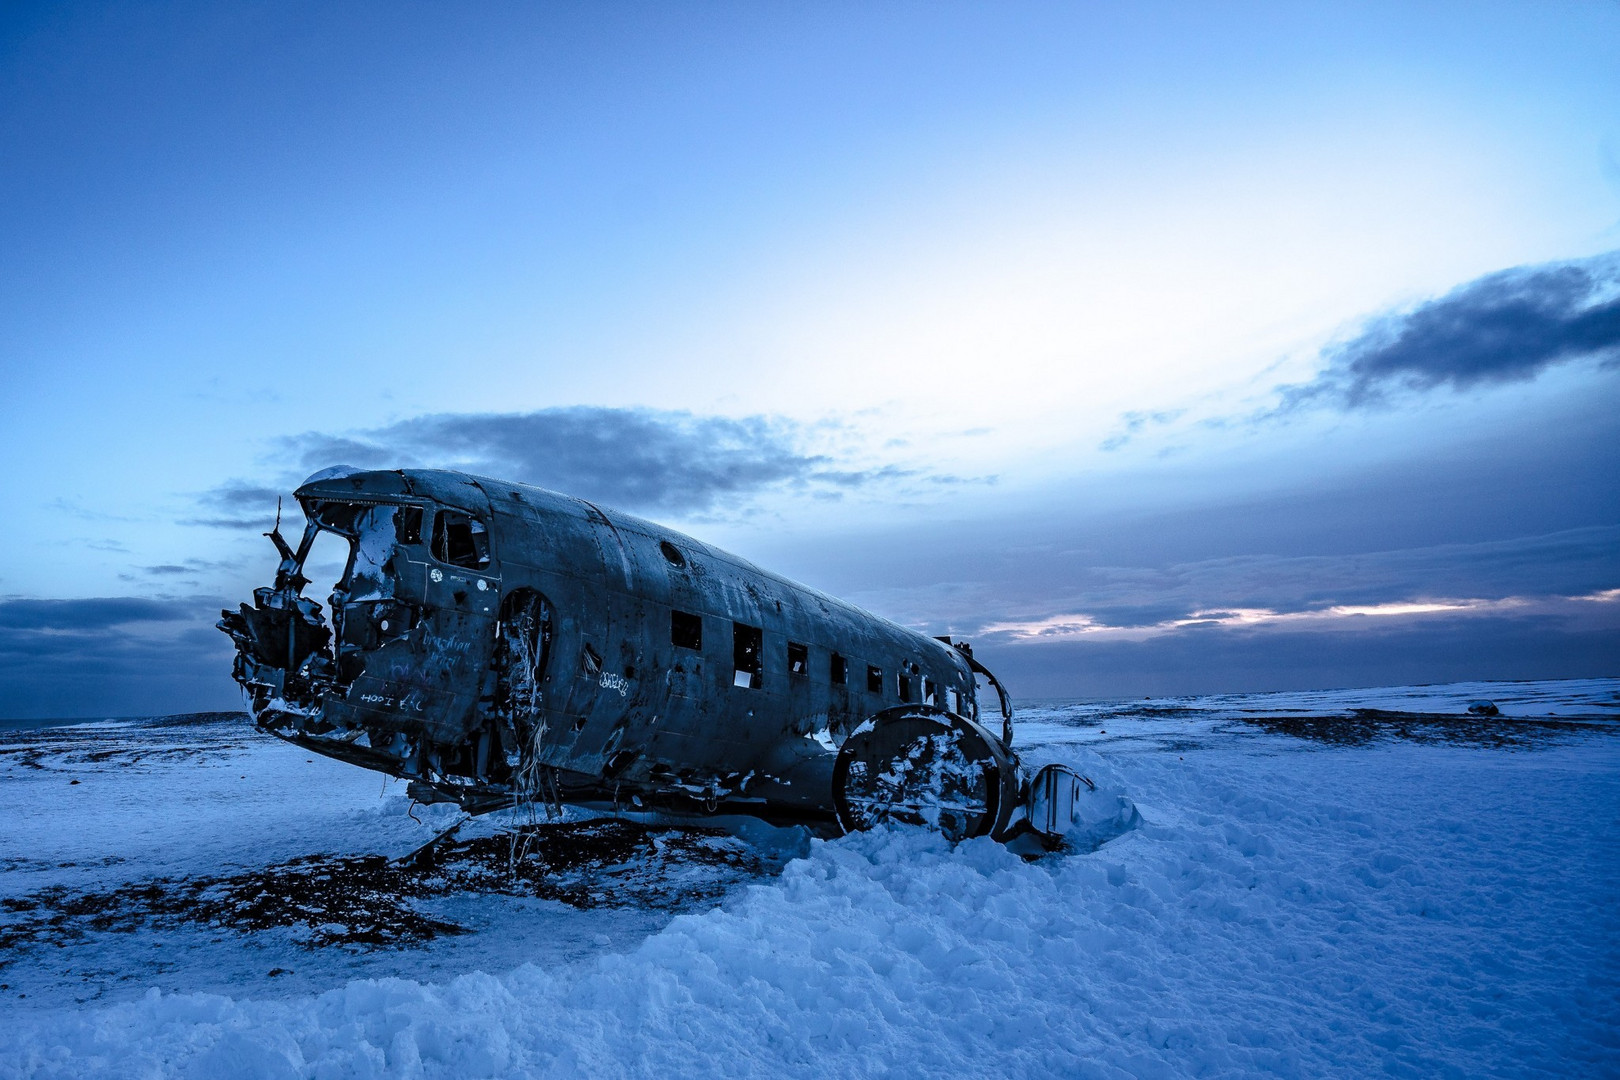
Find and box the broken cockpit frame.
[220,468,1103,848]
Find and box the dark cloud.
[181,408,984,529]
[771,406,1620,650]
[183,517,278,531]
[855,525,1620,645]
[0,597,236,719]
[1286,251,1620,408]
[287,437,391,469]
[45,498,137,522]
[140,557,240,577]
[282,407,834,515]
[208,484,284,509]
[1095,525,1620,626]
[809,465,916,488]
[0,597,197,631]
[182,482,285,530]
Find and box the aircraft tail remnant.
[219,468,1119,848]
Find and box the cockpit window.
[395,506,423,545]
[345,505,400,601]
[433,510,490,569]
[313,501,362,533]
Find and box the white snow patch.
[1,681,1616,1078]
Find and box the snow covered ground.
[1,678,1616,1078]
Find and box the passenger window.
[433,511,490,569]
[898,673,913,702]
[671,610,702,650]
[830,652,847,685]
[954,688,965,715]
[788,642,808,677]
[923,677,935,704]
[394,506,423,545]
[867,664,883,694]
[733,623,763,689]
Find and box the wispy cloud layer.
[988,619,1618,699]
[1285,251,1620,409]
[0,598,197,631]
[845,522,1619,632]
[978,590,1619,643]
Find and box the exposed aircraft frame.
[219,468,1089,846]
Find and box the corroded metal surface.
[220,468,1060,843]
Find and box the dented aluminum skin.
[220,467,1060,844]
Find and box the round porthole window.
[659,540,686,568]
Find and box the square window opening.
[867,664,883,695]
[671,610,702,650]
[898,673,914,702]
[395,506,423,545]
[830,652,847,685]
[788,641,808,677]
[433,511,490,569]
[733,623,763,690]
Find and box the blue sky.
[1,1,1616,717]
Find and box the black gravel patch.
[148,711,251,729]
[0,820,768,956]
[1238,710,1613,748]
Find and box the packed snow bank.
[4,722,1615,1079]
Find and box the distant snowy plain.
[1,678,1616,1078]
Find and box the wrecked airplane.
[219,467,1099,848]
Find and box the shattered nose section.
[218,584,335,731]
[217,517,339,734]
